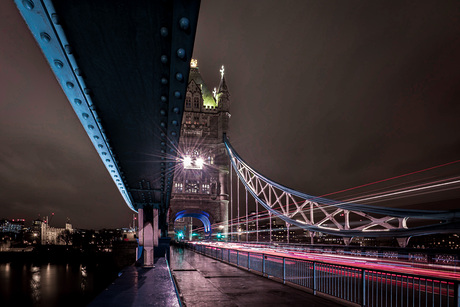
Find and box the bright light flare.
[196,157,204,168]
[183,156,192,168]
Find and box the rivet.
[161,141,166,146]
[176,72,183,81]
[160,132,165,137]
[161,55,168,64]
[22,0,34,10]
[74,68,81,76]
[118,183,122,185]
[74,98,82,105]
[161,149,165,154]
[160,122,166,127]
[171,131,177,136]
[111,170,116,173]
[161,173,165,177]
[101,152,107,155]
[160,27,168,37]
[98,144,104,148]
[161,96,167,103]
[40,32,51,42]
[172,120,178,126]
[161,78,168,85]
[51,13,59,25]
[161,157,165,160]
[161,168,165,171]
[179,18,190,30]
[82,113,89,119]
[88,125,94,130]
[174,91,181,98]
[169,148,175,153]
[173,107,179,114]
[160,109,166,116]
[65,45,72,54]
[106,159,110,162]
[93,135,100,140]
[53,60,63,69]
[109,165,113,168]
[66,82,74,89]
[161,162,165,166]
[116,179,120,182]
[84,88,91,95]
[114,175,118,178]
[177,48,185,59]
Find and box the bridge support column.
[396,237,411,248]
[138,207,159,267]
[343,237,353,246]
[309,231,315,245]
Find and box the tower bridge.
[15,1,460,306]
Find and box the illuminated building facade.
[169,60,231,239]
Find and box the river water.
[0,262,119,307]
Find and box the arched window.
[193,97,199,108]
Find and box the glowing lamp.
[183,156,192,168]
[196,157,204,168]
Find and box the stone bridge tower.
[169,60,230,239]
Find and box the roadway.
[192,242,460,282]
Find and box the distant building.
[41,217,73,245]
[0,218,25,233]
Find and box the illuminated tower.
[169,60,230,239]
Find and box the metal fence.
[187,243,459,307]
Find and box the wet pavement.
[88,257,180,307]
[170,246,341,307]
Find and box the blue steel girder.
[224,135,460,238]
[15,0,201,224]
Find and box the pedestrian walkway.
[88,257,180,307]
[170,246,341,307]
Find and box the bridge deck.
[170,246,338,307]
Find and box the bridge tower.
[169,60,231,240]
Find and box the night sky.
[1,0,459,229]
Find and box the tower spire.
[217,65,230,111]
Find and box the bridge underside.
[17,0,201,233]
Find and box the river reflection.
[0,262,117,307]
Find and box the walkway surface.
[88,257,180,307]
[170,246,340,307]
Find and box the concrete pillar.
[138,207,159,267]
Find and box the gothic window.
[202,183,210,194]
[185,115,191,124]
[193,97,199,108]
[185,180,200,193]
[185,97,192,108]
[193,116,199,124]
[174,182,183,193]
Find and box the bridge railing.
[185,242,459,307]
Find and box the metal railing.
[186,243,460,307]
